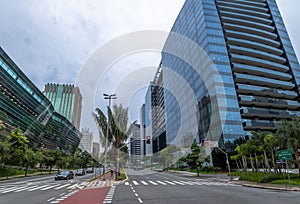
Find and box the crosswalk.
[125,180,237,187]
[86,180,114,189]
[0,182,84,194]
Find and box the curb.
[113,169,129,185]
[240,183,300,191]
[230,181,300,192]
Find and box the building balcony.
[227,37,283,56]
[232,63,291,81]
[225,30,280,47]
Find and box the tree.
[185,142,209,169]
[22,148,38,176]
[159,145,179,169]
[7,128,29,166]
[0,139,10,167]
[251,131,272,172]
[277,118,300,174]
[93,104,129,174]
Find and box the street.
[112,169,300,204]
[0,169,101,204]
[1,168,299,204]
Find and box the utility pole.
[103,93,117,180]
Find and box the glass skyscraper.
[147,0,300,162]
[0,47,81,154]
[43,83,82,130]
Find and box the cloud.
[0,0,299,143]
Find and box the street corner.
[59,187,111,204]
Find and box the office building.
[0,47,81,154]
[92,142,100,158]
[43,83,82,130]
[144,85,153,156]
[129,122,142,166]
[79,127,93,153]
[147,0,300,165]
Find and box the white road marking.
[164,181,176,185]
[141,181,149,185]
[138,198,143,203]
[156,181,167,185]
[67,184,78,189]
[27,184,49,191]
[47,197,56,202]
[41,184,60,190]
[148,180,158,185]
[133,181,139,185]
[54,183,71,189]
[125,182,129,185]
[172,181,185,185]
[2,186,23,193]
[180,181,194,185]
[15,185,38,192]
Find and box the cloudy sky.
[1,0,299,143]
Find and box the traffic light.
[146,136,151,144]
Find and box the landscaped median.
[117,168,126,181]
[229,172,300,190]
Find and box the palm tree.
[277,118,300,174]
[93,104,129,174]
[251,131,272,172]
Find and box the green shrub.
[229,172,300,183]
[0,167,37,177]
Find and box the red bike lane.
[59,187,111,204]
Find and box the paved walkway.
[59,187,110,204]
[58,171,121,204]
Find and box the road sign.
[278,149,292,160]
[276,160,284,164]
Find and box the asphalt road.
[0,168,102,204]
[112,168,300,204]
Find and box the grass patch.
[0,167,37,178]
[117,169,126,181]
[271,178,300,186]
[230,172,300,184]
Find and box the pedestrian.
[110,169,114,178]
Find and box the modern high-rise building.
[144,85,153,156]
[147,0,300,166]
[129,122,142,166]
[0,47,81,154]
[140,104,146,157]
[79,127,94,153]
[43,83,82,130]
[92,142,100,158]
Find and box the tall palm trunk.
[271,150,278,174]
[263,150,271,172]
[249,154,255,172]
[254,153,259,172]
[242,156,247,172]
[236,160,240,170]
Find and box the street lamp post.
[103,93,117,181]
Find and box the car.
[75,169,86,176]
[86,167,94,173]
[55,170,74,180]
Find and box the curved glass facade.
[0,47,81,154]
[147,0,300,157]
